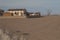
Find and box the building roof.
[8,9,26,11]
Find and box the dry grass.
[0,16,60,40]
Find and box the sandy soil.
[0,16,60,40]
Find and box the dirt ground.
[0,16,60,40]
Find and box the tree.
[47,8,52,16]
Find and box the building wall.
[3,12,12,16]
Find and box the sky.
[0,0,60,15]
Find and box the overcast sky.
[0,0,60,15]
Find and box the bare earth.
[0,16,60,40]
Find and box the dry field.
[0,16,60,40]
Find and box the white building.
[6,9,27,16]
